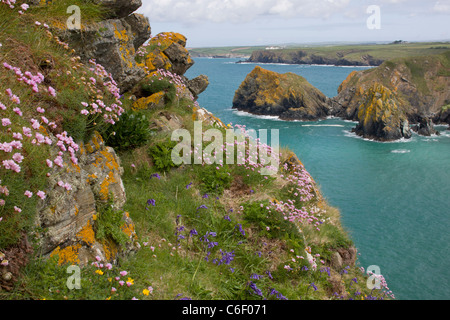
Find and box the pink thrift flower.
[48,86,56,97]
[46,159,53,168]
[24,190,33,198]
[120,271,127,277]
[36,107,45,113]
[13,107,22,116]
[36,191,46,200]
[14,206,22,213]
[30,119,40,130]
[12,153,24,163]
[1,118,11,127]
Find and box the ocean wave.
[391,149,411,154]
[232,110,283,121]
[342,130,414,143]
[302,124,345,127]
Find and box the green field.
[189,41,450,62]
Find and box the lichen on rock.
[232,66,330,121]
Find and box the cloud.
[433,0,450,13]
[138,0,351,24]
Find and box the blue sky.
[137,0,450,47]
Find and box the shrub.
[198,165,233,195]
[103,110,152,151]
[243,201,303,241]
[95,199,129,247]
[148,139,179,172]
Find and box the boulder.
[232,66,330,121]
[412,116,439,136]
[35,132,137,266]
[57,14,151,92]
[187,75,209,98]
[93,0,142,19]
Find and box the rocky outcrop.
[333,52,450,124]
[352,83,412,141]
[54,1,151,92]
[143,32,194,75]
[187,75,210,99]
[35,132,137,267]
[232,66,330,121]
[411,116,440,136]
[94,0,142,19]
[247,50,384,67]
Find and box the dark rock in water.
[411,116,440,136]
[232,66,330,121]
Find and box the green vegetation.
[103,110,152,151]
[191,42,450,65]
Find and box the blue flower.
[147,199,156,207]
[189,229,198,236]
[186,182,193,189]
[235,224,245,236]
[150,173,161,180]
[196,205,208,211]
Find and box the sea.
[185,57,450,300]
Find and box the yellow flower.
[142,289,150,296]
[95,269,104,275]
[92,214,97,221]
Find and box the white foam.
[391,149,411,154]
[232,110,283,121]
[302,124,345,127]
[343,130,414,143]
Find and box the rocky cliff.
[233,51,450,141]
[247,49,384,67]
[333,52,450,124]
[232,66,330,121]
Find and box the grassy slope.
[1,2,392,301]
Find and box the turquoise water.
[186,58,450,300]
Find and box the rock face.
[55,2,151,92]
[35,132,137,266]
[333,51,450,128]
[352,83,412,141]
[94,0,142,19]
[143,32,194,75]
[232,66,330,121]
[247,50,384,66]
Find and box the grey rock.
[94,0,142,19]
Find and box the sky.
[136,0,450,47]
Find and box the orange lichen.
[99,171,117,200]
[132,92,165,111]
[76,220,96,245]
[338,71,359,93]
[50,244,82,265]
